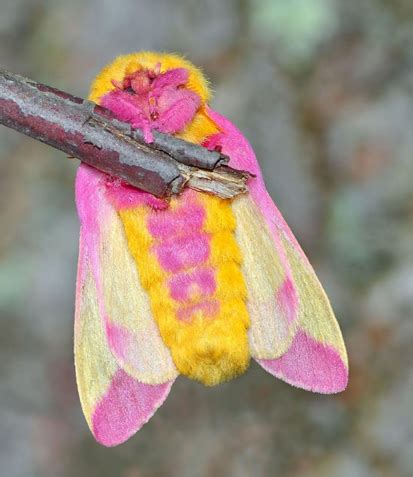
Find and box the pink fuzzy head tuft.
[100,65,201,142]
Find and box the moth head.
[88,52,217,142]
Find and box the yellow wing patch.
[99,207,178,384]
[282,236,348,365]
[75,265,117,428]
[232,195,298,359]
[231,195,347,366]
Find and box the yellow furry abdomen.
[120,193,250,386]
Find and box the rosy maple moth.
[74,51,348,447]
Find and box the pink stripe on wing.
[76,165,112,321]
[258,331,348,394]
[276,277,298,325]
[91,369,172,447]
[106,323,133,364]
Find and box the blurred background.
[1,1,413,476]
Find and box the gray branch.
[0,69,251,199]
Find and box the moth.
[75,52,348,446]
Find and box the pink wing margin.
[204,108,348,394]
[75,164,173,446]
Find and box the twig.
[0,69,251,199]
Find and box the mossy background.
[1,1,413,476]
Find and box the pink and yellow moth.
[74,52,348,447]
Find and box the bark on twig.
[0,69,251,199]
